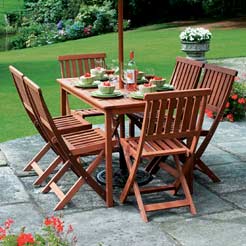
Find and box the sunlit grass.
[1,22,246,142]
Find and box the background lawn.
[1,22,246,142]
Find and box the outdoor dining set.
[9,53,238,222]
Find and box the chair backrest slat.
[198,64,238,113]
[170,57,204,90]
[142,89,211,141]
[196,63,238,158]
[58,53,106,78]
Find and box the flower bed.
[0,216,77,246]
[206,76,246,122]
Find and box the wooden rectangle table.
[57,77,145,207]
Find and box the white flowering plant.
[180,27,212,42]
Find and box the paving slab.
[63,206,178,246]
[195,161,246,194]
[160,210,246,246]
[0,166,31,205]
[0,203,43,233]
[221,190,246,210]
[0,135,57,177]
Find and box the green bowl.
[98,83,115,94]
[138,84,156,93]
[150,79,166,88]
[80,75,96,84]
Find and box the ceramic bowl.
[98,82,115,94]
[150,78,166,88]
[80,74,96,84]
[90,67,106,80]
[138,84,156,94]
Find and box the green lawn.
[1,23,246,142]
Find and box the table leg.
[105,112,114,207]
[60,87,70,116]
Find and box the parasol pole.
[118,0,124,89]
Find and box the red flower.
[4,218,14,229]
[226,113,234,122]
[225,102,230,108]
[238,98,245,104]
[205,109,214,118]
[17,233,34,246]
[231,94,238,100]
[0,227,6,240]
[44,216,64,233]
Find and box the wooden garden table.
[56,77,145,207]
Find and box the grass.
[1,22,246,142]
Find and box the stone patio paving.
[0,57,246,245]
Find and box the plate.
[74,80,100,88]
[137,78,148,84]
[156,84,174,91]
[91,90,123,98]
[129,91,144,100]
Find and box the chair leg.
[133,181,148,222]
[33,156,63,186]
[23,142,51,171]
[195,159,221,183]
[174,155,196,215]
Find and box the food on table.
[138,82,156,94]
[98,81,115,94]
[150,76,166,87]
[90,67,106,80]
[80,73,96,84]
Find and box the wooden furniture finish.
[128,57,204,136]
[58,53,106,116]
[24,76,115,210]
[119,89,211,222]
[57,77,147,207]
[193,63,238,182]
[9,66,92,186]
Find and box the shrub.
[206,77,246,122]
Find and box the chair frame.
[9,66,92,186]
[128,56,204,136]
[193,63,238,182]
[58,53,106,116]
[23,76,110,210]
[120,89,211,222]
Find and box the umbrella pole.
[118,0,124,89]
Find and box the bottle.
[125,51,137,91]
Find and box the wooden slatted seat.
[58,53,106,117]
[23,76,117,210]
[127,57,204,136]
[120,89,211,222]
[9,66,92,186]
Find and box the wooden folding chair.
[58,53,106,117]
[191,63,238,182]
[9,66,92,185]
[23,76,116,210]
[128,57,204,136]
[120,89,211,222]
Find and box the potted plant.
[180,27,212,62]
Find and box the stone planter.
[181,41,210,62]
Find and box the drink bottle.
[125,51,137,91]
